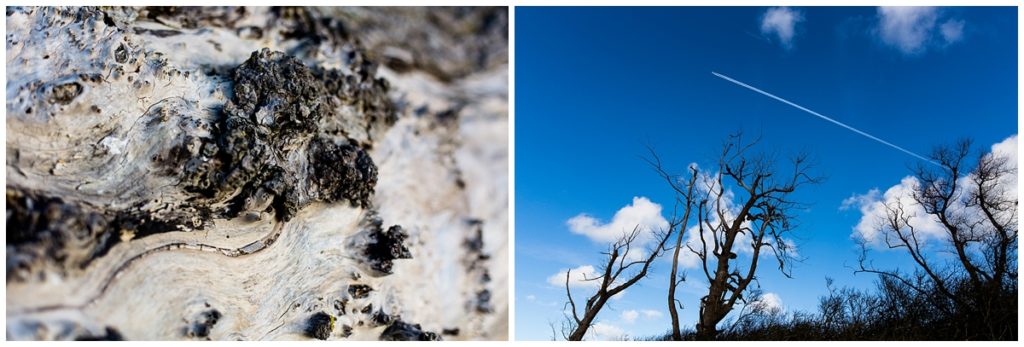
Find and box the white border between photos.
[1,1,1021,345]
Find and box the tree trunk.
[697,284,728,340]
[668,257,684,340]
[568,296,608,341]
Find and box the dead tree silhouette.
[856,138,1018,339]
[685,133,820,339]
[561,225,675,341]
[645,148,699,341]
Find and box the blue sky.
[515,6,1017,340]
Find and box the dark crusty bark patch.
[379,320,440,341]
[305,312,334,340]
[351,213,412,276]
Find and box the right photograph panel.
[515,6,1017,341]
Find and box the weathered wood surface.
[6,6,508,340]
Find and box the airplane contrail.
[711,71,938,166]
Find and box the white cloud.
[760,7,804,49]
[675,224,707,269]
[619,308,662,324]
[988,134,1017,193]
[526,294,536,302]
[586,322,627,341]
[621,310,639,324]
[840,188,879,211]
[568,169,800,277]
[846,135,1018,247]
[641,309,663,320]
[876,7,966,56]
[567,196,669,245]
[877,7,937,55]
[752,292,784,312]
[990,135,1018,165]
[844,176,947,244]
[939,19,965,44]
[547,265,601,288]
[981,135,1018,223]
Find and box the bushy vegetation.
[638,273,1017,341]
[715,274,1017,340]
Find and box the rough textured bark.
[6,6,508,341]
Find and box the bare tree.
[561,225,674,341]
[721,289,785,335]
[856,139,1018,326]
[645,149,699,341]
[686,133,819,339]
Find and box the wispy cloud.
[617,308,661,324]
[876,7,966,56]
[621,310,640,324]
[760,7,804,49]
[641,309,663,320]
[939,19,965,44]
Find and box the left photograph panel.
[6,6,508,341]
